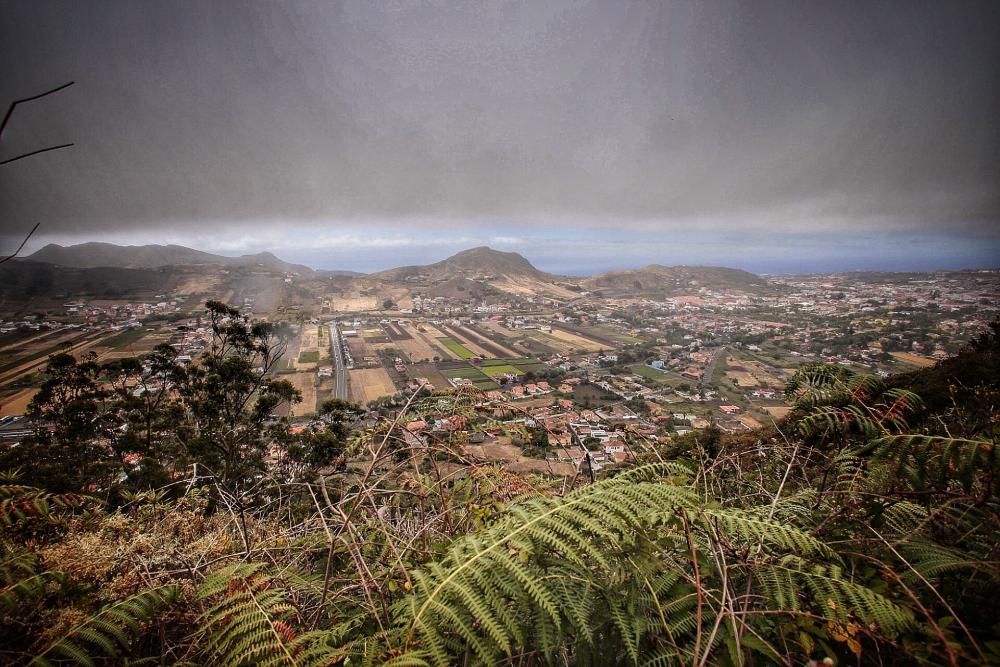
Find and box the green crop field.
[510,360,547,373]
[473,379,499,389]
[442,366,488,380]
[481,364,523,378]
[439,337,475,359]
[630,364,673,384]
[298,350,320,363]
[101,327,147,349]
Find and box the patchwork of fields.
[438,357,547,389]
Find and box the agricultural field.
[629,364,674,385]
[0,388,37,417]
[285,371,318,417]
[760,405,793,419]
[0,329,62,352]
[546,328,607,353]
[298,350,320,364]
[480,364,523,379]
[521,331,583,355]
[514,335,558,356]
[511,359,547,373]
[408,362,450,390]
[722,355,790,389]
[441,366,487,380]
[348,368,397,403]
[316,325,331,354]
[380,321,410,339]
[889,351,936,368]
[437,327,489,358]
[385,322,438,362]
[0,330,92,374]
[99,327,148,350]
[293,323,322,369]
[478,318,517,337]
[0,332,109,388]
[550,323,621,349]
[330,295,378,312]
[407,324,462,360]
[440,366,496,389]
[438,337,475,359]
[0,323,188,417]
[461,323,521,357]
[362,329,390,342]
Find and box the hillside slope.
[584,264,775,295]
[0,260,178,301]
[28,243,314,274]
[368,246,554,282]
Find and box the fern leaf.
[30,585,178,666]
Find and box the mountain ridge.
[583,263,774,294]
[21,242,777,296]
[28,242,319,275]
[367,246,556,282]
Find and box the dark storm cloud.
[1,0,998,258]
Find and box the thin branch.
[0,81,75,139]
[0,222,40,264]
[0,143,74,166]
[1,81,75,166]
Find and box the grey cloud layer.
[1,0,998,240]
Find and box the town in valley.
[2,243,995,477]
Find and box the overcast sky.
[1,0,998,273]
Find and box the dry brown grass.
[287,371,318,416]
[348,368,397,403]
[890,351,936,368]
[0,388,37,416]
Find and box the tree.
[294,398,363,468]
[521,426,551,458]
[3,302,303,499]
[6,352,121,494]
[171,301,299,492]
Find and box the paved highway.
[326,322,348,400]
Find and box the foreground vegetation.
[1,305,998,665]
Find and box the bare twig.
[1,81,75,166]
[0,143,74,166]
[0,222,39,264]
[1,81,75,137]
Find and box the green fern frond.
[400,469,701,665]
[30,585,179,666]
[0,551,64,614]
[869,434,997,493]
[197,562,351,667]
[897,539,1000,583]
[0,483,94,527]
[701,508,835,558]
[764,557,915,636]
[879,501,929,537]
[796,405,881,440]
